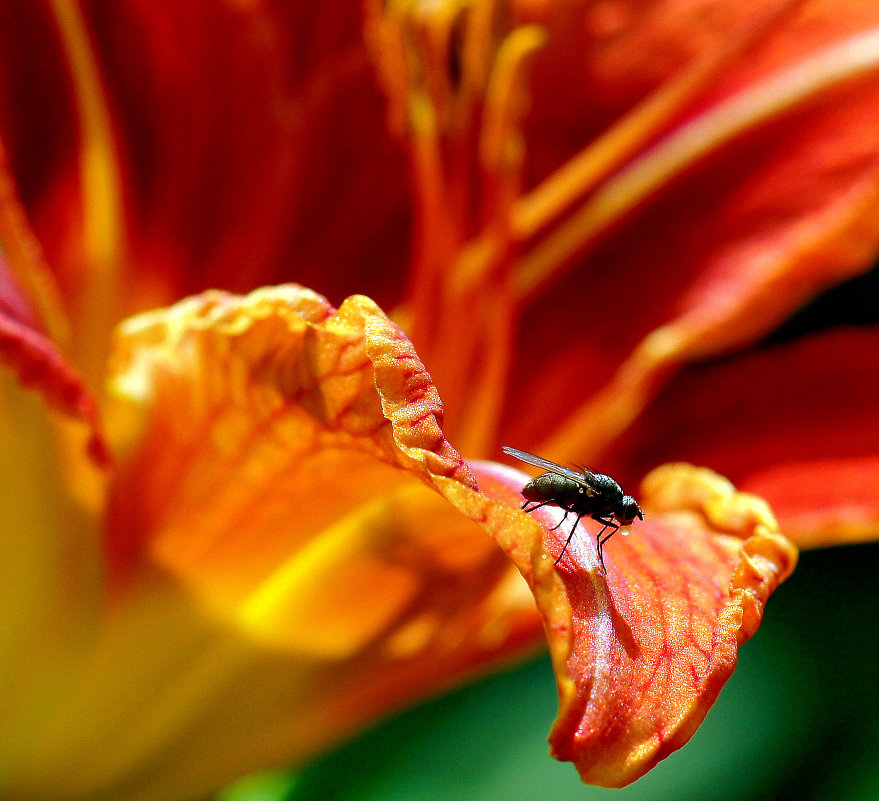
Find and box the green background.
[215,540,879,801]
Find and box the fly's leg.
[522,499,556,514]
[522,500,571,532]
[595,518,620,572]
[520,500,582,564]
[554,513,584,566]
[550,509,570,531]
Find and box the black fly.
[502,446,643,571]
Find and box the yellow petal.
[0,369,105,767]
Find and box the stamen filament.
[432,25,543,450]
[49,0,125,377]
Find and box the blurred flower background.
[2,0,879,800]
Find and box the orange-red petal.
[496,3,879,460]
[484,459,797,787]
[0,0,412,330]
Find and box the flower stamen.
[367,0,543,453]
[48,0,127,379]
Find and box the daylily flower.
[1,1,878,799]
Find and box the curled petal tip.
[514,462,800,787]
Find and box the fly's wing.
[502,446,597,485]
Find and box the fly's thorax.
[591,473,623,503]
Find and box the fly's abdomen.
[521,473,572,504]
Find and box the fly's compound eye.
[619,496,642,525]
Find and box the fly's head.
[618,495,643,526]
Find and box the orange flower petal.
[494,4,879,460]
[483,459,797,787]
[606,325,879,549]
[98,285,547,790]
[106,285,471,583]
